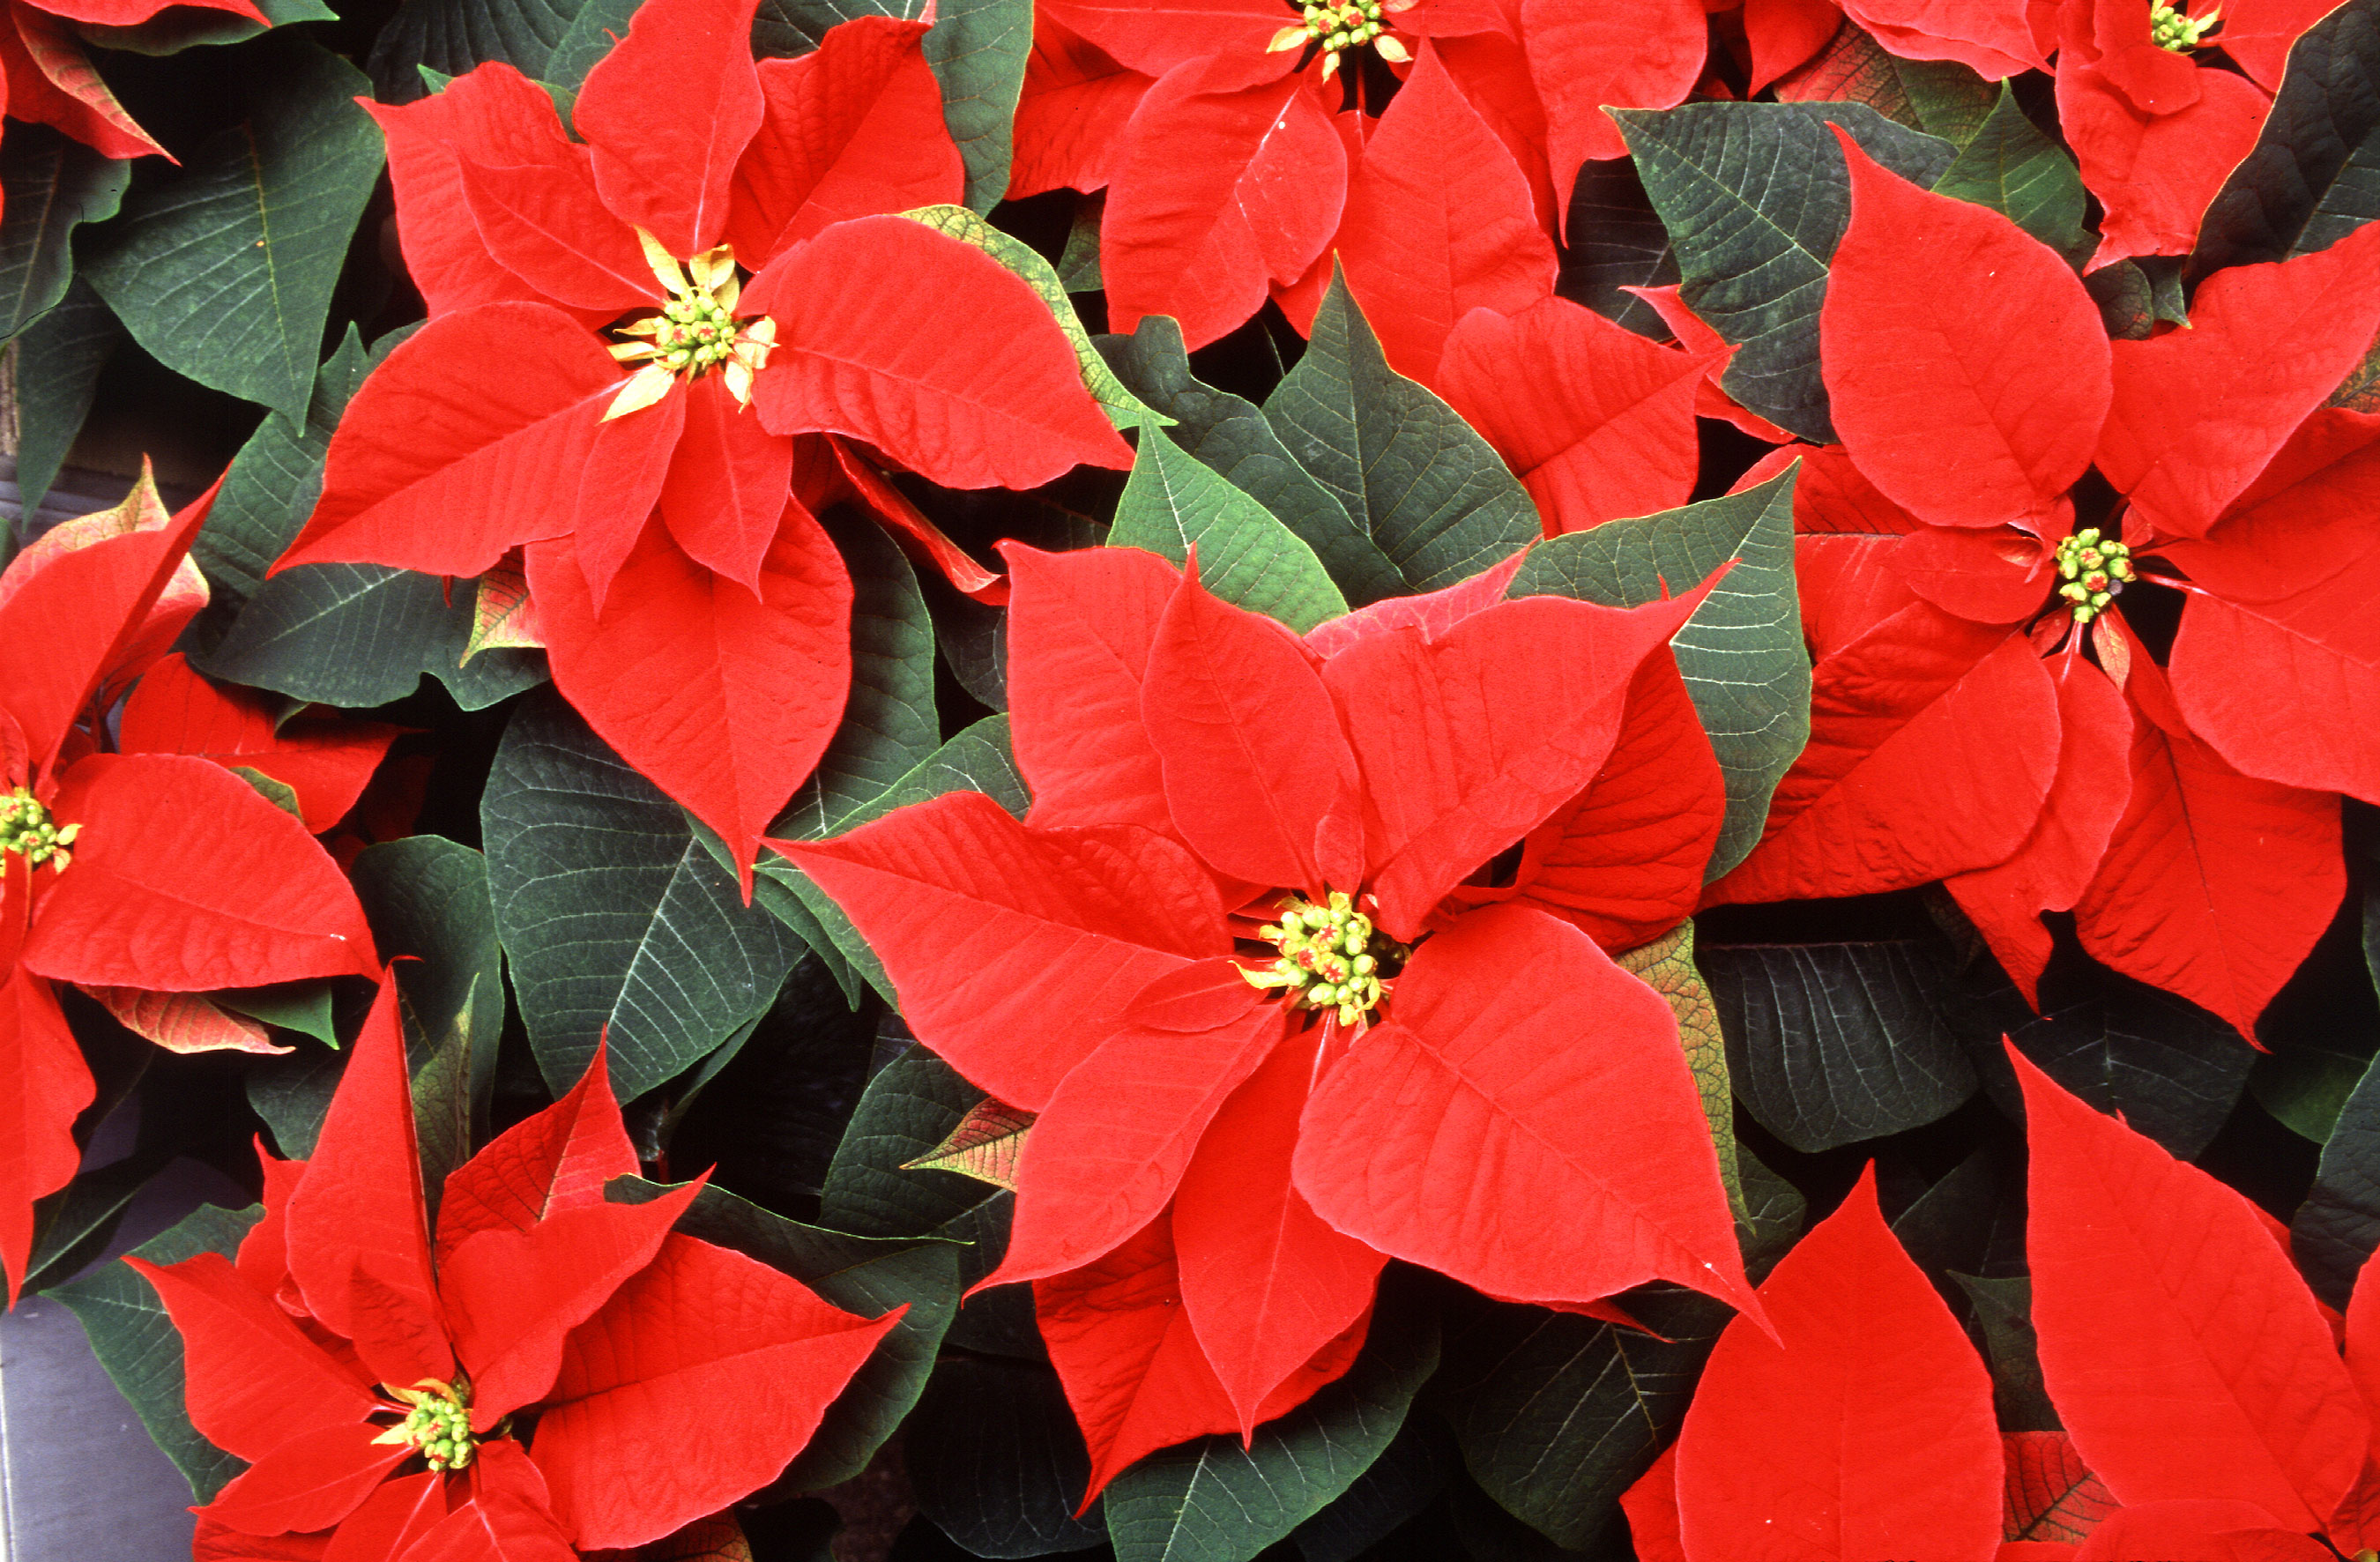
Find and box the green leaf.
[1930,84,2088,261]
[481,689,806,1100]
[51,1202,261,1502]
[1556,157,1680,341]
[214,979,338,1045]
[12,279,119,517]
[229,764,305,817]
[71,0,335,54]
[822,1043,1008,1238]
[2086,259,2157,341]
[923,0,1030,213]
[1951,1273,2058,1432]
[545,0,643,93]
[900,203,1166,431]
[197,563,549,710]
[192,326,376,604]
[353,835,505,1138]
[246,1046,345,1157]
[610,1175,962,1489]
[368,0,588,100]
[2194,0,2380,272]
[906,1356,1109,1556]
[1262,272,1539,598]
[758,715,1029,1001]
[1109,428,1347,633]
[1699,940,1977,1152]
[2294,985,2380,1308]
[22,1152,166,1297]
[1059,192,1103,291]
[772,514,938,838]
[1775,19,1997,145]
[1506,467,1810,879]
[0,126,125,345]
[84,40,383,420]
[754,0,924,59]
[1287,1416,1456,1562]
[1615,921,1741,1216]
[1435,1161,1803,1551]
[1101,1271,1442,1562]
[1613,101,1957,442]
[1098,316,1397,606]
[2257,1034,2374,1144]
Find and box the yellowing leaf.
[1617,919,1743,1216]
[904,1095,1036,1192]
[463,557,545,664]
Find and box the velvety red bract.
[1523,0,1705,197]
[0,0,262,182]
[778,543,1759,1479]
[118,653,401,834]
[0,486,382,1305]
[2014,1045,2369,1531]
[273,0,1127,881]
[1837,0,2046,75]
[133,982,899,1554]
[1668,1166,2002,1558]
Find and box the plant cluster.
[8,0,2380,1558]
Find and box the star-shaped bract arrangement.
[136,980,900,1558]
[778,542,1758,1498]
[1705,131,2380,1044]
[273,0,1131,885]
[0,473,384,1306]
[1622,1046,2380,1561]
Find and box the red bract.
[0,475,381,1305]
[1623,1050,2380,1560]
[0,0,265,177]
[776,543,1753,1495]
[135,983,899,1557]
[1706,135,2380,1039]
[274,0,1129,881]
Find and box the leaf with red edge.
[2059,63,2269,270]
[745,216,1131,486]
[465,560,545,663]
[1322,591,1707,940]
[123,1250,379,1463]
[1838,0,2046,74]
[2169,546,2380,803]
[904,1096,1038,1191]
[1674,1167,2002,1559]
[118,654,401,834]
[1944,655,2132,1005]
[368,66,578,317]
[2072,650,2343,1040]
[524,508,852,888]
[1437,297,1704,535]
[2101,222,2380,539]
[728,18,963,260]
[1003,542,1178,837]
[571,0,762,257]
[985,999,1286,1291]
[1009,14,1150,197]
[1334,44,1558,387]
[203,1419,409,1538]
[656,377,795,593]
[532,1231,898,1550]
[1100,59,1341,350]
[1173,1027,1386,1432]
[775,791,1226,1110]
[276,304,621,579]
[1523,0,1705,201]
[22,755,378,989]
[1293,903,1759,1314]
[1035,1208,1246,1505]
[0,967,89,1305]
[4,8,165,160]
[436,1045,639,1262]
[2016,1045,2370,1529]
[1823,132,2109,531]
[1142,558,1365,892]
[88,987,286,1056]
[279,979,451,1388]
[1706,609,2061,904]
[2004,1431,2120,1544]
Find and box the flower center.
[1268,0,1412,80]
[372,1378,480,1472]
[2053,527,2137,624]
[2149,0,2220,50]
[0,788,77,872]
[1242,890,1405,1027]
[605,231,778,421]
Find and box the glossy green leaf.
[2294,1037,2380,1307]
[923,0,1030,213]
[822,1043,1009,1236]
[369,0,595,100]
[0,125,125,345]
[12,279,119,517]
[22,1152,166,1298]
[2194,0,2380,272]
[51,1202,260,1503]
[545,0,643,92]
[84,40,382,420]
[1951,1273,2057,1432]
[1775,19,1997,145]
[481,689,805,1100]
[906,1356,1109,1557]
[197,563,547,710]
[214,980,338,1045]
[753,0,925,59]
[1287,1416,1457,1562]
[1110,428,1346,633]
[1699,940,1976,1152]
[1556,157,1679,342]
[1506,467,1809,879]
[1263,272,1539,597]
[1931,84,2088,260]
[191,327,376,604]
[354,836,505,1135]
[1612,101,1956,442]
